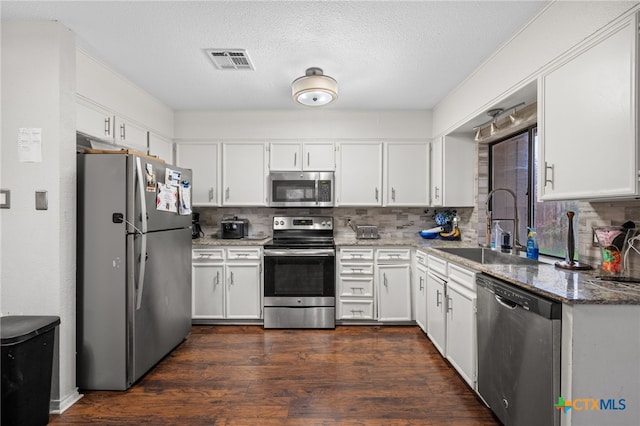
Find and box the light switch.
[35,190,48,210]
[0,189,9,209]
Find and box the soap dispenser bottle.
[526,227,539,260]
[491,221,503,250]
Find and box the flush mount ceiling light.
[292,67,338,107]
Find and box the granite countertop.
[193,232,640,305]
[337,235,640,305]
[192,234,271,246]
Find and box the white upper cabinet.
[148,133,173,164]
[336,142,383,206]
[269,142,300,171]
[430,136,475,207]
[77,99,149,153]
[176,143,220,206]
[114,116,148,152]
[539,13,638,200]
[269,141,335,171]
[76,99,115,142]
[304,142,335,170]
[384,142,429,206]
[222,142,268,206]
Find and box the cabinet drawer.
[226,247,261,260]
[339,262,374,276]
[340,277,374,297]
[339,248,374,260]
[415,250,427,266]
[192,249,225,262]
[376,248,411,261]
[427,254,447,276]
[339,300,375,320]
[448,262,476,292]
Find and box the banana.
[439,228,461,240]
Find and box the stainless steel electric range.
[263,216,335,329]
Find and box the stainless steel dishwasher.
[476,274,561,426]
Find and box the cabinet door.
[426,270,446,356]
[76,100,114,142]
[115,116,148,152]
[377,264,411,322]
[385,142,429,206]
[269,142,301,171]
[430,138,443,206]
[303,142,335,170]
[176,143,219,206]
[192,263,224,319]
[225,263,262,319]
[149,133,173,164]
[415,263,428,333]
[540,16,637,200]
[446,280,477,390]
[431,135,475,207]
[222,143,267,206]
[336,142,383,206]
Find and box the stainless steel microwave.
[268,171,334,207]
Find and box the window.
[489,127,578,257]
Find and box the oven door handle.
[264,249,335,257]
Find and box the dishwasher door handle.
[495,294,518,310]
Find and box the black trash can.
[1,315,60,426]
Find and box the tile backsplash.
[195,199,640,277]
[194,206,477,242]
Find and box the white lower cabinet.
[445,262,477,390]
[376,260,412,322]
[225,262,262,319]
[192,262,224,319]
[192,247,262,320]
[426,264,447,355]
[414,250,428,333]
[337,247,411,322]
[337,248,375,320]
[426,253,478,390]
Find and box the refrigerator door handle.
[135,157,148,234]
[135,233,147,310]
[135,157,149,310]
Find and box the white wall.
[175,109,431,141]
[432,1,639,137]
[1,21,81,410]
[77,50,175,138]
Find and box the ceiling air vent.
[204,49,255,71]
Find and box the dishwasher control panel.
[476,274,561,319]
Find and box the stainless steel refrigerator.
[77,152,192,390]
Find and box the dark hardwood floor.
[51,325,499,425]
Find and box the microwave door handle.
[315,178,319,205]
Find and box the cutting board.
[83,148,165,163]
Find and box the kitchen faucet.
[485,188,523,251]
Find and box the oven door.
[263,248,335,300]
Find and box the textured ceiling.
[1,1,548,111]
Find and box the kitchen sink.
[437,247,541,265]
